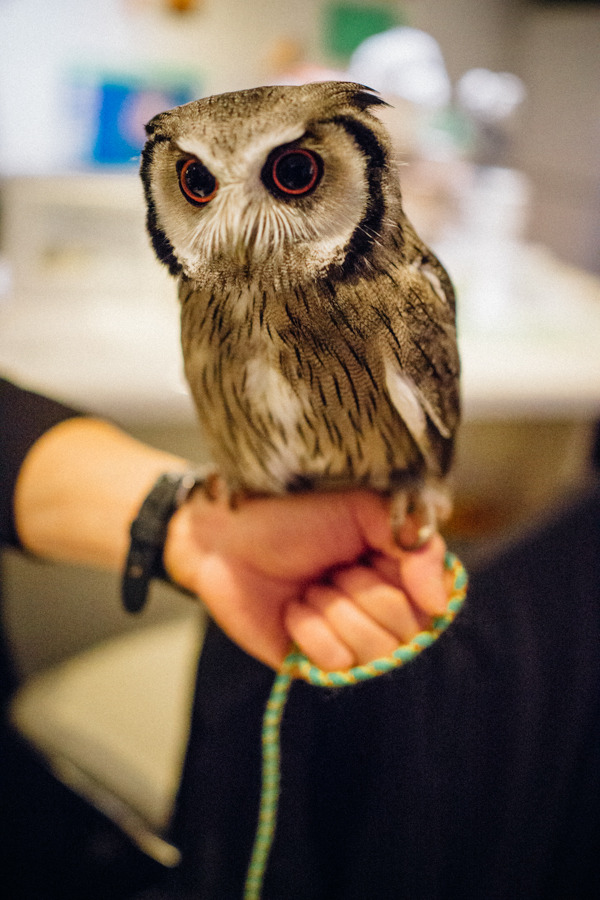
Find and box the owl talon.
[393,513,436,550]
[197,469,224,503]
[195,468,248,510]
[391,486,446,550]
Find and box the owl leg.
[391,481,451,550]
[200,469,223,502]
[199,470,248,509]
[188,467,242,507]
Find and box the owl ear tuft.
[145,110,177,138]
[349,85,390,112]
[144,116,163,137]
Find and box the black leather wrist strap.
[122,470,204,613]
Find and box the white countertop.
[0,288,195,426]
[451,242,600,420]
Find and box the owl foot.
[189,466,225,503]
[196,469,249,510]
[391,483,451,551]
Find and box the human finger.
[330,564,428,638]
[392,532,451,617]
[302,579,408,666]
[284,600,356,672]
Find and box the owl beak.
[223,197,270,266]
[233,219,266,266]
[233,235,253,265]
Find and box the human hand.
[163,485,452,671]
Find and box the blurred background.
[0,2,599,897]
[1,0,599,672]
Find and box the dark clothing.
[0,376,81,697]
[163,485,600,899]
[0,377,80,548]
[0,377,80,690]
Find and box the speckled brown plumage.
[141,82,460,544]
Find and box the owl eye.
[178,158,218,205]
[263,147,322,198]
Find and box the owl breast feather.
[180,282,429,496]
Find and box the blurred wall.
[405,0,520,79]
[0,0,323,173]
[510,6,600,275]
[1,0,598,272]
[407,0,600,275]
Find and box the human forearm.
[13,417,189,571]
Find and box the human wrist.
[122,468,211,612]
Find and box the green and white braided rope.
[243,551,468,899]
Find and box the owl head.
[140,82,401,286]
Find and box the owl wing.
[372,245,460,470]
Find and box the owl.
[140,82,460,547]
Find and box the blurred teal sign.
[92,77,195,165]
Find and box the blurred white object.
[348,27,451,110]
[2,174,153,299]
[462,166,531,243]
[457,68,526,124]
[0,172,194,424]
[452,166,532,331]
[0,256,12,306]
[457,68,526,166]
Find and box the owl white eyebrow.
[274,129,311,147]
[174,126,309,171]
[174,137,213,161]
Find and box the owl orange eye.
[264,147,322,198]
[178,158,218,205]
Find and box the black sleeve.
[167,486,600,899]
[0,377,82,548]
